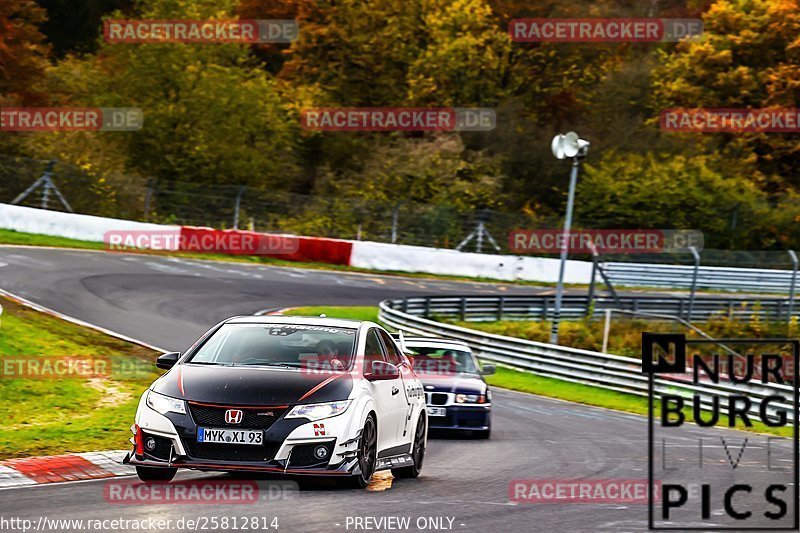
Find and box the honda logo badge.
[224,409,243,424]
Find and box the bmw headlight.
[455,393,487,404]
[286,400,351,421]
[146,390,186,415]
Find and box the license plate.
[197,427,263,445]
[427,407,447,417]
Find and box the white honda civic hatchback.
[125,316,428,488]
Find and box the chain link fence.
[1,154,799,273]
[0,154,545,250]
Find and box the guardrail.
[394,294,799,322]
[379,297,796,421]
[602,260,799,294]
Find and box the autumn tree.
[21,0,300,192]
[653,0,800,191]
[0,0,49,106]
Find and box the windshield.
[406,346,480,376]
[188,323,356,371]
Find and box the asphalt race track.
[0,246,793,532]
[0,246,536,350]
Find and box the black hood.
[153,364,353,405]
[422,374,486,394]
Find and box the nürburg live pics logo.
[643,333,799,530]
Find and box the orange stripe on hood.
[298,374,341,402]
[177,367,185,396]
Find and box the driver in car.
[315,339,346,371]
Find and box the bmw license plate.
[426,407,447,417]
[197,427,263,445]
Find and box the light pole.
[549,132,590,344]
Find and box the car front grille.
[430,393,449,405]
[188,403,287,430]
[184,441,280,462]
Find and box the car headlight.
[456,393,487,404]
[146,390,186,415]
[285,400,351,421]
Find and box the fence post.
[687,246,700,322]
[789,250,798,323]
[542,297,549,321]
[391,201,404,244]
[233,186,246,229]
[586,252,598,317]
[143,180,153,222]
[602,309,612,353]
[424,297,431,318]
[497,296,505,321]
[459,298,467,322]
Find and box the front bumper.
[427,404,491,431]
[128,396,362,476]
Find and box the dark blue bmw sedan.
[395,335,494,439]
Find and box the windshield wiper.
[232,361,300,368]
[187,361,223,366]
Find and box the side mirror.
[480,364,496,376]
[365,360,400,381]
[156,352,180,370]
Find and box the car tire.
[338,414,377,489]
[136,465,177,483]
[392,413,426,479]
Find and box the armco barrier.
[602,261,796,294]
[350,240,592,283]
[4,202,800,290]
[0,202,181,246]
[178,226,353,265]
[395,294,799,322]
[378,298,796,421]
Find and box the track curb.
[0,450,132,489]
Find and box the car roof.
[225,315,371,329]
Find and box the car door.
[378,329,415,445]
[362,328,403,452]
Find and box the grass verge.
[0,294,160,459]
[283,306,380,322]
[485,365,791,437]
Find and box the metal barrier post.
[587,250,598,317]
[602,309,612,353]
[789,250,798,323]
[687,246,700,322]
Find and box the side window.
[363,329,386,373]
[378,330,403,366]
